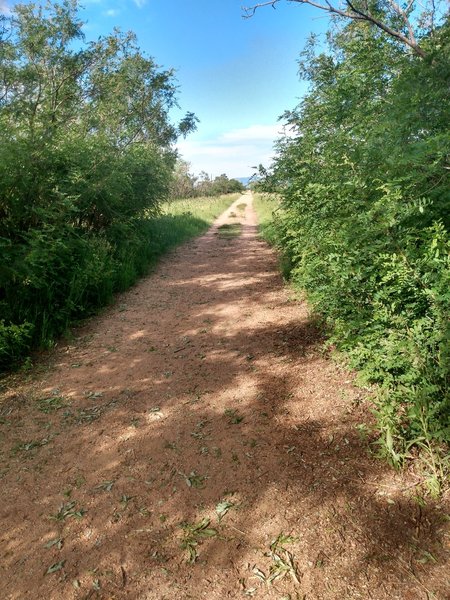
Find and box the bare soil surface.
[1,193,449,600]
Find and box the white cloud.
[0,0,11,15]
[176,123,290,178]
[104,8,120,16]
[220,124,282,143]
[133,0,147,7]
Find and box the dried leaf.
[46,561,65,574]
[184,471,206,488]
[215,500,234,521]
[244,588,257,596]
[252,566,267,582]
[95,480,114,492]
[44,537,63,550]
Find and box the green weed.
[50,501,85,521]
[37,396,67,413]
[253,533,300,586]
[12,438,50,454]
[224,408,244,424]
[183,471,207,489]
[180,518,218,563]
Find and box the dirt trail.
[1,193,449,599]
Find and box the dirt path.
[1,193,449,600]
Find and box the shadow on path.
[1,194,449,600]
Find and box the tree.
[169,159,198,198]
[243,0,447,58]
[193,171,211,196]
[258,15,450,462]
[209,174,245,195]
[0,0,198,228]
[0,0,197,367]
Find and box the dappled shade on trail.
[1,194,449,599]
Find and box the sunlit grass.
[162,194,239,223]
[146,194,240,254]
[252,193,282,246]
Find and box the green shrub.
[0,0,198,371]
[0,321,34,369]
[259,18,450,476]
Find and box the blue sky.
[2,0,330,177]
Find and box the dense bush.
[259,17,450,468]
[0,0,197,369]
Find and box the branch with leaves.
[242,0,442,58]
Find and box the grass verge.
[252,193,281,246]
[253,193,293,278]
[152,194,241,249]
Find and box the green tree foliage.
[170,160,199,199]
[244,0,440,58]
[261,15,450,464]
[169,161,245,199]
[209,173,245,195]
[0,0,197,368]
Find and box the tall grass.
[148,193,241,251]
[162,193,240,224]
[252,193,281,246]
[253,193,296,279]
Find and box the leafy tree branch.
[242,0,445,58]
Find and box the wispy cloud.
[221,124,282,143]
[0,0,11,16]
[176,123,290,178]
[133,0,147,8]
[104,8,120,17]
